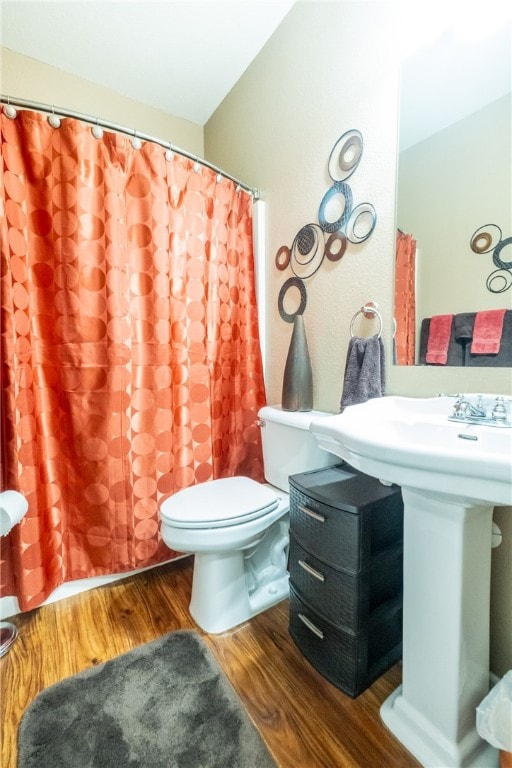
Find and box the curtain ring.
[3,99,17,119]
[91,119,103,139]
[48,106,61,128]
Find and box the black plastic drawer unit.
[288,463,404,698]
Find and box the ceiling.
[1,1,510,142]
[0,0,295,125]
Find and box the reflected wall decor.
[469,223,512,294]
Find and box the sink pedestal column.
[381,487,498,768]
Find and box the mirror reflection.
[394,18,511,366]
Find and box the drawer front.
[289,475,404,564]
[289,486,364,572]
[288,535,367,632]
[289,588,362,696]
[289,587,403,698]
[289,536,403,634]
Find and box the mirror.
[394,18,511,366]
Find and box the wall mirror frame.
[393,16,512,367]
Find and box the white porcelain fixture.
[310,395,512,768]
[160,405,337,634]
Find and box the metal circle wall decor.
[290,223,325,279]
[318,182,353,233]
[346,202,377,244]
[324,232,347,261]
[275,245,291,271]
[492,237,512,270]
[328,129,363,182]
[470,224,502,254]
[278,276,307,323]
[486,269,512,294]
[470,222,511,293]
[275,128,377,330]
[294,225,317,263]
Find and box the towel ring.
[350,304,383,338]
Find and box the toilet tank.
[258,405,339,492]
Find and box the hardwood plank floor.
[0,558,419,767]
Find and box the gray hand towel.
[453,312,475,341]
[340,335,386,411]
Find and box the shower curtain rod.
[0,95,260,200]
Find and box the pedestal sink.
[310,395,512,768]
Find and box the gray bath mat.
[17,630,276,768]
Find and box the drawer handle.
[298,613,324,640]
[298,559,325,582]
[298,504,325,523]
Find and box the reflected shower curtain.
[0,110,266,611]
[394,230,416,365]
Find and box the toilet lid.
[160,476,279,529]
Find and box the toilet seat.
[160,476,279,529]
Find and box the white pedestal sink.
[310,395,512,768]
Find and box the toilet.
[159,405,337,633]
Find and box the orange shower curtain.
[0,109,266,611]
[394,230,416,365]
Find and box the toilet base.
[189,520,290,633]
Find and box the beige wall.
[0,47,204,155]
[205,2,511,675]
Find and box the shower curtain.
[394,230,416,365]
[0,109,266,611]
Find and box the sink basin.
[310,394,512,768]
[310,395,512,506]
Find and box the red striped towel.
[471,309,507,354]
[425,314,454,365]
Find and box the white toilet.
[159,405,337,633]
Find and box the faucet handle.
[491,396,507,422]
[452,395,468,418]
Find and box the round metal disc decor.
[290,223,325,279]
[328,129,363,182]
[346,202,377,244]
[492,236,512,270]
[324,232,347,261]
[275,245,291,271]
[486,268,512,293]
[470,224,502,254]
[278,276,307,323]
[318,182,353,233]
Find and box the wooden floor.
[1,558,419,768]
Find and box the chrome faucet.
[452,395,486,419]
[449,395,510,427]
